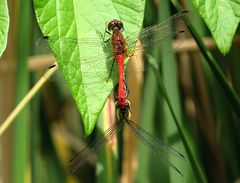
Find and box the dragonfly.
[43,11,187,90]
[69,82,186,175]
[43,11,188,174]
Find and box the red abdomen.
[116,54,127,108]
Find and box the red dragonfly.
[43,11,187,91]
[105,11,186,108]
[106,19,128,109]
[69,83,186,175]
[43,11,188,175]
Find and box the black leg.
[103,21,111,42]
[104,38,110,43]
[97,30,111,46]
[106,30,111,35]
[97,30,104,41]
[103,30,111,43]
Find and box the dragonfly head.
[115,100,131,120]
[108,19,124,33]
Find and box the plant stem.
[0,65,58,136]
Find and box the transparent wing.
[38,11,187,83]
[44,35,114,66]
[126,11,187,53]
[124,11,187,74]
[126,120,185,176]
[39,35,119,85]
[68,120,123,174]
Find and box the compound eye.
[108,19,118,31]
[119,21,123,28]
[108,23,112,31]
[117,21,123,30]
[117,21,121,28]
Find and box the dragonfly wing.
[44,35,114,65]
[41,35,109,47]
[126,11,187,55]
[40,35,120,85]
[68,120,123,174]
[124,12,187,75]
[126,120,185,159]
[39,35,120,133]
[126,120,185,176]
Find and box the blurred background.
[0,0,240,183]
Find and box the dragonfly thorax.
[111,33,127,57]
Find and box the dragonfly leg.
[103,21,112,34]
[123,79,129,98]
[103,30,111,42]
[104,38,110,43]
[97,30,111,46]
[105,30,111,35]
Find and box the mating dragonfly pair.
[45,11,188,175]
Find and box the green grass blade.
[31,86,67,183]
[135,69,160,182]
[12,0,31,182]
[158,1,193,182]
[147,54,208,183]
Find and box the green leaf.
[0,0,9,57]
[33,0,145,135]
[193,0,240,55]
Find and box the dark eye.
[108,21,114,30]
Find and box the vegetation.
[0,0,239,182]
